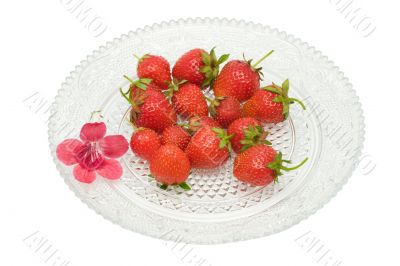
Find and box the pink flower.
[56,122,129,183]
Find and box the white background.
[1,0,399,265]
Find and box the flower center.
[74,142,104,170]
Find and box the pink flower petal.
[96,159,123,180]
[73,164,96,183]
[56,139,83,165]
[80,122,106,142]
[99,135,129,158]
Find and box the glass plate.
[48,18,365,244]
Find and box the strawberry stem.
[123,75,135,84]
[288,98,306,110]
[119,87,133,105]
[280,158,308,171]
[267,152,308,181]
[252,50,274,68]
[133,54,141,61]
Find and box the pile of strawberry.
[120,48,307,190]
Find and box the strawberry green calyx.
[267,152,308,182]
[159,182,191,191]
[243,50,274,78]
[212,127,234,152]
[263,79,306,120]
[206,96,225,116]
[178,182,191,191]
[164,79,187,99]
[200,47,230,89]
[239,125,271,152]
[119,75,152,105]
[149,174,192,191]
[119,76,152,124]
[160,184,168,190]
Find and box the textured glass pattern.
[48,18,365,244]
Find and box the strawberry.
[130,128,161,160]
[149,144,191,190]
[161,125,191,150]
[120,77,177,133]
[213,50,274,102]
[242,79,306,123]
[136,54,171,90]
[233,144,308,186]
[172,48,229,89]
[184,116,221,134]
[167,82,208,118]
[185,126,232,169]
[208,96,242,128]
[227,117,270,153]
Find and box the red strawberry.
[185,116,221,134]
[136,54,171,90]
[120,77,177,133]
[233,144,308,186]
[130,128,161,160]
[213,50,274,102]
[208,96,242,128]
[172,48,229,89]
[185,126,232,169]
[242,79,306,123]
[149,144,191,190]
[168,82,208,118]
[161,125,191,150]
[227,117,270,153]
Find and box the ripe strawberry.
[233,144,308,186]
[161,125,191,150]
[185,126,233,169]
[130,128,161,160]
[242,79,306,123]
[208,96,242,128]
[213,50,274,102]
[184,116,221,134]
[149,144,191,190]
[168,82,208,118]
[172,48,229,89]
[136,54,171,90]
[120,77,177,133]
[227,117,270,153]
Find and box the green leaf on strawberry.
[239,125,271,152]
[211,127,234,152]
[263,79,306,120]
[200,47,230,89]
[178,182,191,191]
